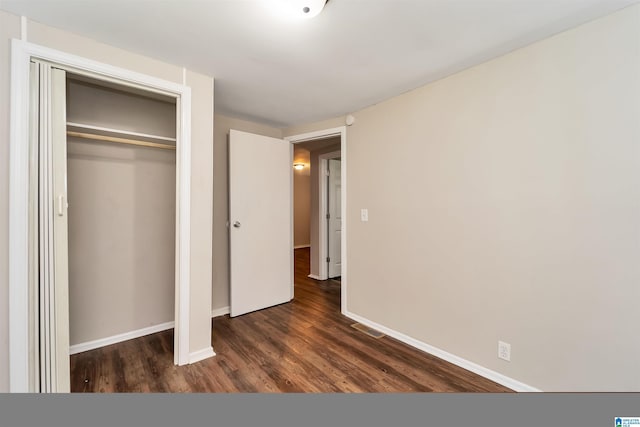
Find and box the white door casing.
[229,129,293,317]
[328,159,342,279]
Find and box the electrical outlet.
[498,341,511,361]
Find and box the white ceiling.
[1,0,637,127]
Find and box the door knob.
[233,221,241,228]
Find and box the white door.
[328,159,342,278]
[33,61,70,392]
[229,130,293,317]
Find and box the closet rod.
[67,131,176,150]
[67,122,177,142]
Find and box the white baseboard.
[189,346,216,364]
[69,321,175,355]
[308,274,325,280]
[344,311,541,392]
[70,319,218,363]
[211,306,230,318]
[294,244,311,249]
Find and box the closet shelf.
[66,122,176,150]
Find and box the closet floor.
[70,248,513,393]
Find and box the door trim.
[9,39,193,391]
[285,127,347,314]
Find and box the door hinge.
[326,213,330,219]
[325,169,330,177]
[326,257,330,263]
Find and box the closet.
[66,75,177,356]
[28,60,179,392]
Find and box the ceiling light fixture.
[293,163,305,170]
[270,0,328,20]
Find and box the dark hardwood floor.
[70,248,512,393]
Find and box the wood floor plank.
[70,248,513,393]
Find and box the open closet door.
[32,61,70,392]
[229,130,293,317]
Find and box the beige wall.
[66,78,178,138]
[285,6,640,391]
[186,69,214,352]
[293,171,311,248]
[285,117,345,139]
[0,11,214,390]
[212,115,282,313]
[293,148,311,248]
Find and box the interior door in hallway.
[328,158,341,279]
[229,130,293,317]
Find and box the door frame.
[318,150,341,280]
[285,127,347,314]
[9,39,193,391]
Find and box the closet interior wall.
[66,75,177,348]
